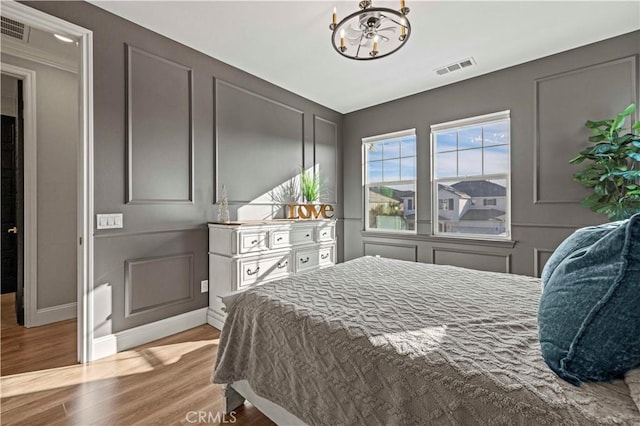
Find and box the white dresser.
[207,219,336,329]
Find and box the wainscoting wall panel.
[125,253,194,317]
[94,229,208,336]
[363,242,417,262]
[126,45,193,203]
[533,248,555,278]
[216,80,304,204]
[533,56,637,204]
[314,115,338,204]
[432,248,510,273]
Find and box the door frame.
[1,0,95,363]
[1,64,36,328]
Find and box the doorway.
[1,75,24,325]
[1,1,94,364]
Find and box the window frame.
[362,128,417,233]
[430,111,511,241]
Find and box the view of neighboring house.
[368,187,416,230]
[437,180,507,235]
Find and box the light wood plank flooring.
[1,293,274,425]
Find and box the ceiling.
[89,1,640,113]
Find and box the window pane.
[436,179,507,237]
[483,121,509,147]
[382,140,400,159]
[483,145,509,175]
[383,159,400,182]
[367,160,383,183]
[366,142,383,161]
[457,126,482,150]
[436,151,457,178]
[400,156,416,180]
[458,148,482,176]
[401,137,416,156]
[435,131,457,152]
[367,183,415,231]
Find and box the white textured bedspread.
[212,256,640,425]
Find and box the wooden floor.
[1,293,274,425]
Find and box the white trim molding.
[92,308,208,360]
[430,110,511,132]
[0,62,38,329]
[1,36,78,74]
[2,0,95,363]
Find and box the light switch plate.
[200,280,209,293]
[96,213,123,230]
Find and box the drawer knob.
[276,237,283,242]
[277,261,288,269]
[300,257,310,264]
[321,253,329,260]
[251,239,258,244]
[322,232,328,237]
[305,234,310,238]
[246,266,260,276]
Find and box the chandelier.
[329,0,411,60]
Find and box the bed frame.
[223,380,306,425]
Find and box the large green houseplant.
[570,103,640,220]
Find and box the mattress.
[212,256,640,425]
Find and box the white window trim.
[363,129,417,233]
[430,112,512,241]
[430,110,510,132]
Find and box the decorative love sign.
[287,204,334,220]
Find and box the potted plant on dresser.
[300,167,323,204]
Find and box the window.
[431,111,510,239]
[363,129,416,232]
[439,198,454,211]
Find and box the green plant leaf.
[586,119,613,129]
[628,152,640,162]
[620,103,636,117]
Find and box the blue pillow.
[540,220,625,287]
[538,214,640,385]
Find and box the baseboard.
[206,307,224,331]
[30,302,77,327]
[91,307,208,361]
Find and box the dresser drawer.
[291,228,314,245]
[316,223,335,242]
[319,245,335,266]
[295,249,319,272]
[238,253,291,288]
[238,231,268,254]
[270,230,290,249]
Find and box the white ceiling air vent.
[435,57,475,76]
[1,16,30,42]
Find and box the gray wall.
[0,54,78,310]
[23,1,342,336]
[1,74,19,117]
[343,31,639,276]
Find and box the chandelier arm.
[379,13,409,28]
[355,33,364,58]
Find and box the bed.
[212,256,640,425]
